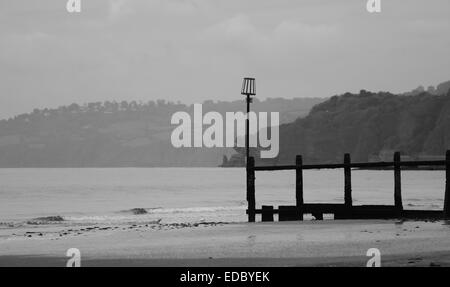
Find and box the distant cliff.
[256,87,450,166]
[0,98,323,167]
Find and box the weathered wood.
[394,152,403,210]
[247,152,448,222]
[296,155,304,220]
[253,164,296,171]
[261,205,274,222]
[247,157,256,222]
[250,205,443,220]
[444,150,450,218]
[278,205,301,221]
[250,204,344,214]
[252,160,447,171]
[344,153,352,207]
[398,160,446,167]
[351,205,400,219]
[402,210,443,219]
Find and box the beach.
[1,219,449,267]
[0,168,448,267]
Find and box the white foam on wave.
[63,205,246,225]
[145,205,246,214]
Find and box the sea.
[0,168,446,227]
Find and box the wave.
[0,221,19,228]
[119,205,245,215]
[144,206,246,214]
[15,206,245,227]
[26,215,65,225]
[119,207,162,215]
[62,205,245,224]
[123,208,148,215]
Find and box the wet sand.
[1,220,449,267]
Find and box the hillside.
[257,88,450,166]
[0,97,323,167]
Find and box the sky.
[0,0,449,119]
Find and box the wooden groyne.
[246,150,450,222]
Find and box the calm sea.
[0,168,445,225]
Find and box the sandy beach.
[1,219,449,267]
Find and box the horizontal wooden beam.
[247,206,443,219]
[253,165,296,171]
[247,204,394,214]
[253,160,446,171]
[402,210,444,219]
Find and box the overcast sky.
[0,0,449,119]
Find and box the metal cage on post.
[241,77,256,163]
[241,77,256,97]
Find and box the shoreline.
[2,252,449,267]
[1,219,449,267]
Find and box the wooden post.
[444,150,450,218]
[247,156,256,222]
[394,152,403,211]
[261,205,274,222]
[344,153,352,208]
[296,155,304,220]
